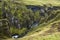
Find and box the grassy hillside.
[18,32,60,40]
[0,0,60,40]
[15,0,60,6]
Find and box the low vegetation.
[0,0,60,40]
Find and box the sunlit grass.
[18,0,60,6]
[18,32,60,40]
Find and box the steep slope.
[19,20,60,40]
[6,20,60,40]
[0,0,60,40]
